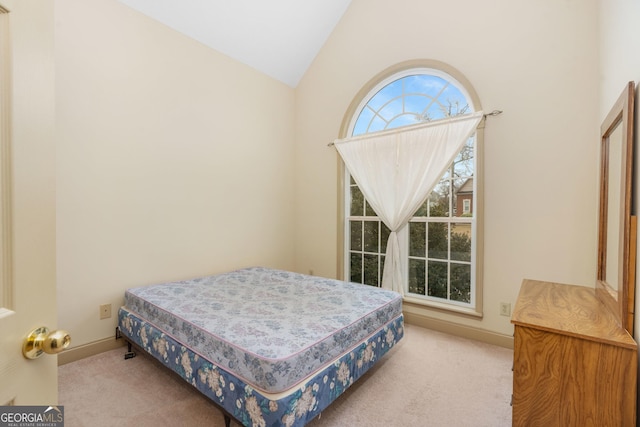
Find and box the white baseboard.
[404,311,514,349]
[58,335,126,366]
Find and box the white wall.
[56,0,297,348]
[597,0,640,342]
[294,0,599,337]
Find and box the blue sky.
[353,74,470,136]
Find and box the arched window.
[341,61,483,315]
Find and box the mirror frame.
[596,81,636,334]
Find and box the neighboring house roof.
[456,178,473,195]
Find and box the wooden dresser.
[511,279,637,426]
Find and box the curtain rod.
[327,110,503,147]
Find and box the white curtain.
[334,111,484,294]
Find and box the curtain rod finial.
[484,110,503,118]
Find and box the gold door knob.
[22,326,71,360]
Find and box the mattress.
[123,266,403,393]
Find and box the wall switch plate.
[100,303,112,320]
[499,302,511,317]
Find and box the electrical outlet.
[499,302,511,317]
[100,303,112,320]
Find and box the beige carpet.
[59,324,513,426]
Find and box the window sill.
[402,295,483,319]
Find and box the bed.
[117,266,404,426]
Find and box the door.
[0,0,58,405]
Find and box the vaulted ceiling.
[118,0,352,88]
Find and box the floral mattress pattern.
[123,267,403,393]
[118,308,404,427]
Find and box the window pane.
[428,261,447,298]
[363,221,379,252]
[409,258,425,295]
[404,75,446,98]
[353,108,374,136]
[381,222,390,253]
[429,180,450,217]
[363,254,379,287]
[350,252,362,283]
[350,220,362,251]
[368,79,403,110]
[404,94,430,115]
[350,185,364,216]
[451,223,471,262]
[409,222,426,257]
[439,97,469,117]
[368,115,386,133]
[451,263,471,303]
[424,101,447,121]
[428,222,448,259]
[365,200,377,216]
[414,199,428,217]
[379,97,403,121]
[454,140,474,177]
[440,84,465,101]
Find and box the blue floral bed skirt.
[118,308,404,427]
